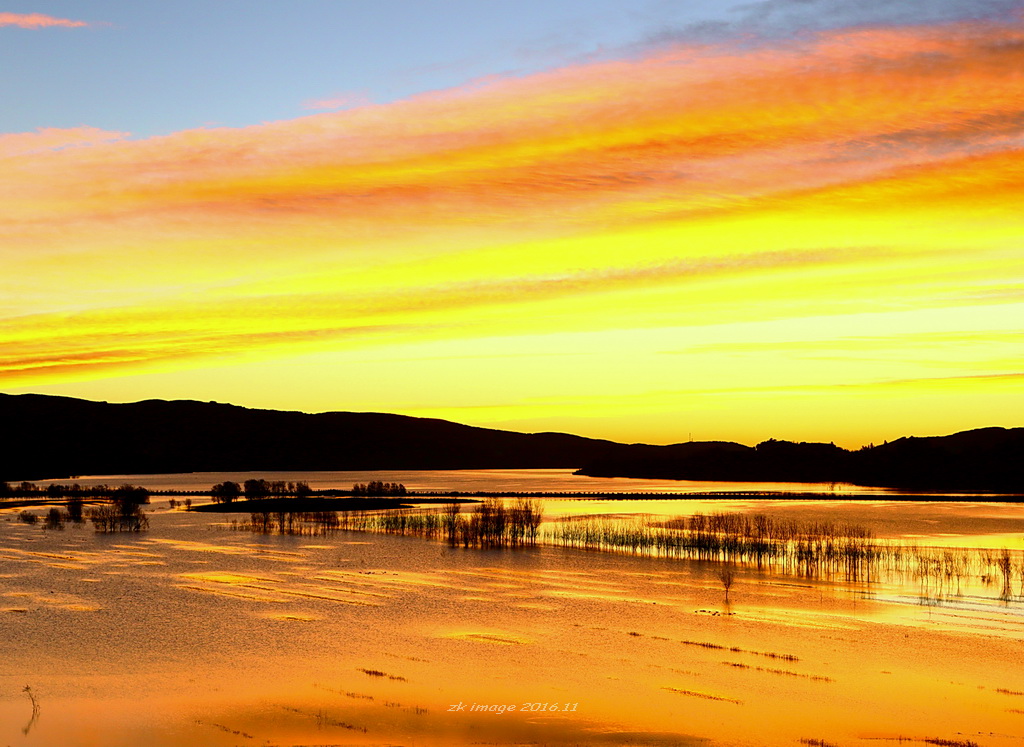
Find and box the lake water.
[33,467,975,494]
[29,468,1024,549]
[3,478,1024,746]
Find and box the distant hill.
[0,393,634,481]
[577,429,1024,492]
[847,428,1024,492]
[0,394,1020,492]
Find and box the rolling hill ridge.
[1,394,1020,492]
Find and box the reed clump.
[549,512,877,578]
[545,512,1024,599]
[227,501,1021,603]
[340,498,543,548]
[237,498,544,548]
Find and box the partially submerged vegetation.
[88,502,149,533]
[351,481,407,496]
[230,498,543,548]
[21,686,40,736]
[2,481,126,499]
[339,498,543,548]
[87,485,150,533]
[196,496,420,514]
[224,502,1023,603]
[1,476,1020,747]
[43,507,70,530]
[7,483,148,533]
[242,509,339,535]
[211,479,315,502]
[6,473,1020,605]
[551,512,877,577]
[548,512,1024,601]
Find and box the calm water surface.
[36,468,908,494]
[2,483,1023,746]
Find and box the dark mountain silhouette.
[1,393,1020,492]
[0,393,633,481]
[850,428,1024,491]
[578,429,1024,492]
[578,439,853,484]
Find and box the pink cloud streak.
[303,92,374,111]
[0,12,89,29]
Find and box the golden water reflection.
[1,499,1023,746]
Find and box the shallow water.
[33,467,910,494]
[2,499,1023,746]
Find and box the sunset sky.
[3,1,1022,448]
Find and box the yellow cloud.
[3,16,1022,445]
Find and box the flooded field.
[31,468,910,495]
[2,490,1024,746]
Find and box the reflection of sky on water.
[33,467,907,494]
[1,502,1023,746]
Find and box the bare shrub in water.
[240,509,342,535]
[66,495,84,522]
[88,490,149,532]
[718,566,736,602]
[43,508,67,530]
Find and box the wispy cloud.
[0,12,89,29]
[302,92,374,111]
[747,370,1024,394]
[2,13,1022,402]
[679,330,1024,355]
[0,321,425,381]
[0,127,130,158]
[642,0,1023,47]
[8,17,1023,222]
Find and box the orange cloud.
[2,15,1023,395]
[0,12,88,28]
[6,18,1023,235]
